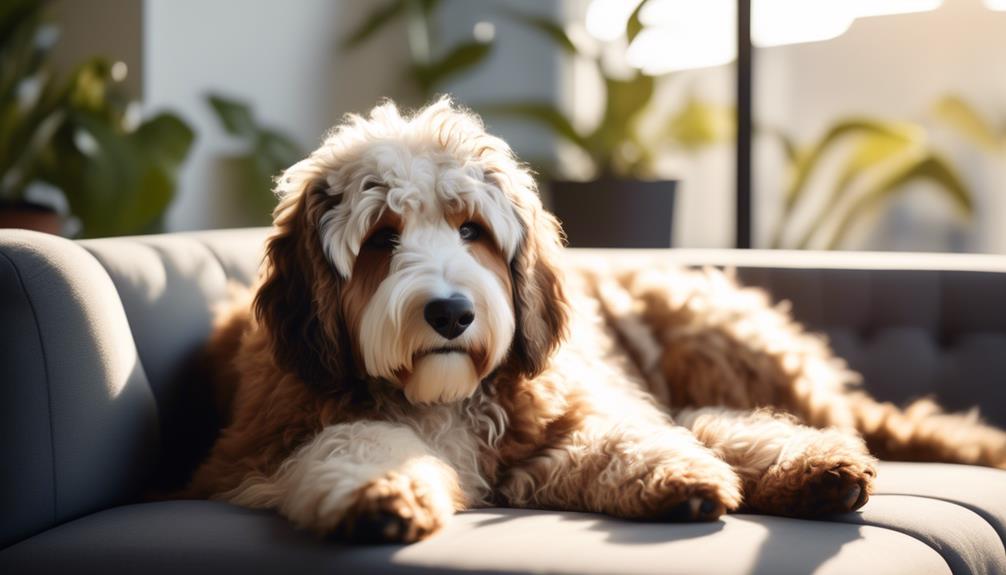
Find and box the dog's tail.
[847,391,1006,469]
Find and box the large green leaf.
[133,112,195,167]
[54,110,141,237]
[934,95,1002,153]
[207,93,258,139]
[500,8,577,54]
[341,0,407,49]
[825,153,973,250]
[479,101,588,152]
[413,40,492,94]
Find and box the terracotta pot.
[0,202,62,235]
[549,179,677,248]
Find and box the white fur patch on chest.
[390,393,507,506]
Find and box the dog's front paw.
[748,433,877,517]
[642,452,743,522]
[335,472,452,544]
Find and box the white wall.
[144,0,419,231]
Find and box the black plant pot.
[549,179,677,248]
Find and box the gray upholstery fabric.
[0,231,159,548]
[0,497,952,575]
[3,228,1006,575]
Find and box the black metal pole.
[736,0,753,249]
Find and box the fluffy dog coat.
[186,98,1006,543]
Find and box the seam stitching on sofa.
[0,249,59,523]
[874,491,1006,558]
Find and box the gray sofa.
[1,227,1005,575]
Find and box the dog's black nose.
[424,295,475,340]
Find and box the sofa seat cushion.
[6,461,1006,575]
[0,501,949,575]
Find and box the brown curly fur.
[184,99,1006,544]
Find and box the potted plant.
[483,5,733,248]
[0,0,194,237]
[768,116,972,249]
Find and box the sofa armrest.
[0,230,159,548]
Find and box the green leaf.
[933,95,1002,153]
[341,0,407,49]
[413,40,492,93]
[133,112,195,167]
[588,73,654,174]
[825,153,973,250]
[207,93,258,139]
[256,128,304,167]
[664,97,735,151]
[480,101,589,152]
[500,8,577,54]
[54,110,142,237]
[793,130,914,249]
[786,119,915,209]
[770,118,917,247]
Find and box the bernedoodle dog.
[185,98,1006,543]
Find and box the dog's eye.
[364,227,399,250]
[459,222,482,242]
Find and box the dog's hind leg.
[611,265,1006,469]
[675,407,876,517]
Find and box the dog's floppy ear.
[506,182,570,378]
[254,163,352,389]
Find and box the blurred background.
[2,0,1005,252]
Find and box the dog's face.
[254,99,568,404]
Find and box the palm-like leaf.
[793,128,916,249]
[824,153,972,249]
[934,95,1003,153]
[771,119,917,248]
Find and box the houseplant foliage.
[0,0,194,237]
[206,93,304,225]
[934,95,1006,155]
[770,118,972,250]
[486,4,734,179]
[343,0,494,104]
